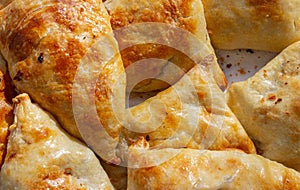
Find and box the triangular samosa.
[227,41,300,171]
[0,94,114,189]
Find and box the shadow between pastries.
[0,70,14,169]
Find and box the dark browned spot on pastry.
[275,98,282,104]
[282,171,300,189]
[205,106,212,114]
[285,111,290,117]
[6,152,17,162]
[38,53,44,63]
[263,70,268,78]
[145,135,150,141]
[13,71,23,81]
[64,167,73,175]
[267,94,276,101]
[53,39,84,82]
[197,92,207,100]
[248,0,283,21]
[246,49,255,54]
[33,128,51,141]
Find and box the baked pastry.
[121,57,255,154]
[0,93,114,189]
[105,0,227,92]
[227,41,300,171]
[0,70,14,168]
[127,139,300,189]
[0,0,125,163]
[202,0,300,52]
[3,0,299,188]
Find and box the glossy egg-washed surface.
[0,0,125,162]
[0,0,251,161]
[0,94,114,189]
[122,59,255,154]
[128,145,300,189]
[1,0,299,189]
[202,0,300,52]
[227,41,300,171]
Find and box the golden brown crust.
[247,0,283,21]
[28,166,87,190]
[0,94,114,189]
[122,60,255,154]
[128,147,300,189]
[202,0,300,52]
[121,44,196,91]
[0,0,125,163]
[105,0,227,92]
[107,0,196,33]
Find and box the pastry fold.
[121,56,255,154]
